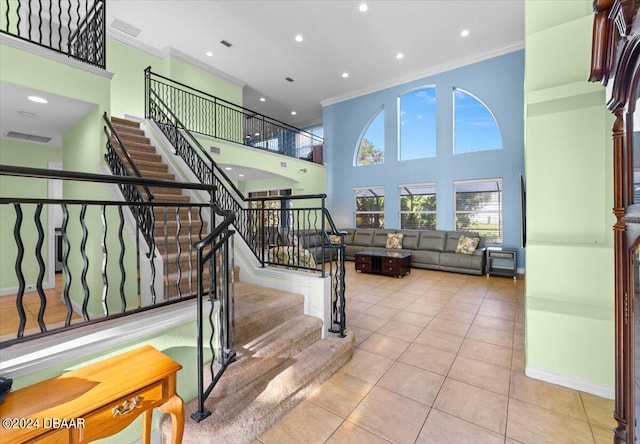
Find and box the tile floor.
[257,266,616,444]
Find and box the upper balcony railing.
[145,68,324,164]
[0,0,106,68]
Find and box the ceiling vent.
[6,131,52,144]
[111,18,142,37]
[211,146,221,154]
[285,77,294,83]
[220,40,232,48]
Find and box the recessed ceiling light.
[359,3,368,12]
[295,34,303,42]
[291,111,297,115]
[342,72,349,78]
[238,174,245,177]
[205,51,213,57]
[28,96,47,103]
[259,97,266,102]
[460,29,470,37]
[396,53,404,60]
[224,167,232,171]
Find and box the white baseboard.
[0,282,53,297]
[525,365,614,399]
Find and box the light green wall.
[107,38,243,119]
[0,139,62,288]
[203,138,327,199]
[525,1,614,390]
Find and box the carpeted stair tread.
[203,314,323,398]
[162,330,354,444]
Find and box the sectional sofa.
[270,227,485,276]
[339,228,485,276]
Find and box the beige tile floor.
[257,266,616,444]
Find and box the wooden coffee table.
[355,251,411,278]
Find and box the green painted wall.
[0,139,62,288]
[525,1,614,390]
[107,38,243,119]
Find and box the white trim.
[105,31,245,88]
[0,34,114,79]
[525,365,614,400]
[0,301,200,378]
[322,42,524,108]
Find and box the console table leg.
[159,394,185,444]
[142,410,152,444]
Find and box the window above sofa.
[454,179,503,244]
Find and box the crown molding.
[0,34,114,79]
[106,29,245,88]
[321,41,525,108]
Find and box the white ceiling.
[106,0,525,128]
[0,82,97,147]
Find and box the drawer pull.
[112,396,141,417]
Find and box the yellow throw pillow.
[385,233,404,249]
[328,234,342,245]
[455,235,479,254]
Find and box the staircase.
[108,116,354,443]
[110,116,210,299]
[160,282,354,444]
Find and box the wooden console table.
[0,345,184,444]
[355,250,411,278]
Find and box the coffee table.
[355,250,411,278]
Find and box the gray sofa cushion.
[401,230,421,249]
[372,229,396,247]
[352,229,374,246]
[417,230,447,251]
[340,228,355,245]
[439,251,484,270]
[445,231,480,252]
[410,249,441,265]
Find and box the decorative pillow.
[328,234,342,245]
[385,233,404,249]
[455,235,479,255]
[268,246,317,269]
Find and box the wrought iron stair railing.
[146,72,347,337]
[0,165,226,348]
[0,0,106,68]
[145,68,323,162]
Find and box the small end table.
[485,247,518,280]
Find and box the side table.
[485,247,518,280]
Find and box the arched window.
[355,109,384,166]
[453,88,503,154]
[399,87,437,160]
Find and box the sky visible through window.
[356,110,385,165]
[454,88,502,154]
[400,88,437,160]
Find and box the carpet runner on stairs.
[160,282,353,444]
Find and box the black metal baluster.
[116,206,126,312]
[163,206,169,300]
[61,204,73,326]
[37,0,43,44]
[188,205,193,296]
[13,204,27,338]
[148,208,157,305]
[34,204,47,332]
[101,204,109,316]
[57,0,62,50]
[175,206,182,299]
[79,204,90,320]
